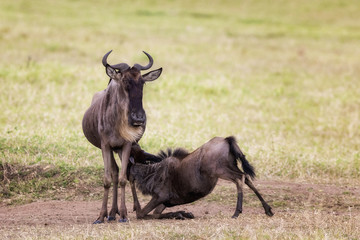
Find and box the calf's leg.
[130,178,141,212]
[232,175,245,218]
[135,196,163,219]
[217,165,246,218]
[154,211,194,220]
[134,197,194,220]
[153,204,166,214]
[245,176,274,216]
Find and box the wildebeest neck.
[101,81,144,142]
[130,158,177,196]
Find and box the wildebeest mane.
[130,148,188,195]
[157,148,189,161]
[131,160,170,195]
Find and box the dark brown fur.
[82,51,162,223]
[129,136,274,220]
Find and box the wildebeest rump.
[82,51,162,223]
[128,136,274,219]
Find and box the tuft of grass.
[1,161,103,204]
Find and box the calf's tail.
[225,136,256,179]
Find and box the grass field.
[1,0,360,239]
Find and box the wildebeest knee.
[103,176,112,188]
[119,178,127,187]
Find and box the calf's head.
[102,50,162,127]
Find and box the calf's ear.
[142,68,162,82]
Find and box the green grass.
[1,0,360,218]
[2,0,359,182]
[1,160,103,204]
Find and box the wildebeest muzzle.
[130,110,146,126]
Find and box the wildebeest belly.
[164,191,208,207]
[164,183,216,207]
[82,108,101,149]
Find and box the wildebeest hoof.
[266,209,274,217]
[179,211,194,219]
[174,213,185,220]
[232,210,242,219]
[118,218,129,223]
[93,219,104,224]
[107,216,116,221]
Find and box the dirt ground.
[0,180,359,226]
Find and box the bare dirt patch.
[0,179,359,227]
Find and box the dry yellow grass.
[1,212,359,240]
[1,180,359,239]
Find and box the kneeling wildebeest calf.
[128,136,274,219]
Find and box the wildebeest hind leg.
[245,176,274,217]
[217,166,245,218]
[232,175,245,218]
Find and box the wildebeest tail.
[225,136,256,179]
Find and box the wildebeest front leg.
[108,153,120,221]
[135,196,162,219]
[135,198,194,220]
[94,145,113,224]
[245,176,274,217]
[156,211,194,220]
[153,204,166,214]
[130,177,141,212]
[118,142,132,222]
[232,175,245,218]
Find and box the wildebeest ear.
[105,66,119,79]
[142,68,162,82]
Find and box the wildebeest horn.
[102,50,130,72]
[102,50,112,67]
[133,51,153,71]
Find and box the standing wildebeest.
[128,136,274,219]
[82,50,162,223]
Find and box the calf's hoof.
[264,205,274,217]
[173,211,194,220]
[107,216,116,221]
[174,213,185,220]
[266,209,274,217]
[180,211,194,219]
[231,210,242,219]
